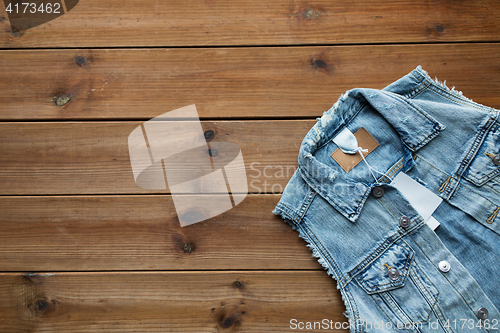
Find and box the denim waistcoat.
[274,66,500,332]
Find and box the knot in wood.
[54,94,72,106]
[182,243,193,253]
[204,129,215,141]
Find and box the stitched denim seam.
[461,182,500,211]
[435,302,454,333]
[414,154,449,179]
[404,77,429,98]
[379,197,422,234]
[401,238,440,296]
[274,202,297,223]
[370,293,401,328]
[467,167,500,185]
[378,199,400,222]
[408,74,495,125]
[387,272,432,327]
[427,84,481,109]
[275,202,295,217]
[294,188,316,225]
[410,69,494,112]
[381,158,404,183]
[381,292,414,328]
[375,158,404,185]
[342,284,361,333]
[432,302,455,333]
[410,67,429,83]
[409,69,428,89]
[405,80,432,100]
[409,83,430,101]
[354,186,374,220]
[409,263,439,323]
[409,268,433,323]
[425,83,494,112]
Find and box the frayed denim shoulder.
[414,65,475,103]
[411,66,499,115]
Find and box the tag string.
[355,147,388,183]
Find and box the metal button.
[493,154,500,166]
[477,307,489,320]
[438,260,451,273]
[388,268,400,281]
[372,186,384,198]
[399,216,411,228]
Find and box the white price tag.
[391,172,442,230]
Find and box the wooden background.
[1,0,499,331]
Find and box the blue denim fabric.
[274,66,500,332]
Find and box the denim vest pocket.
[355,241,439,327]
[464,127,500,187]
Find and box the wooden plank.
[0,44,500,120]
[0,120,313,194]
[0,195,322,271]
[0,271,348,332]
[1,0,499,48]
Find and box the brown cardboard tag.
[330,127,379,172]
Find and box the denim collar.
[298,68,445,223]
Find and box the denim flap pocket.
[464,126,500,187]
[355,240,413,294]
[354,240,439,326]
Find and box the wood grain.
[0,44,500,120]
[0,120,313,195]
[0,271,348,332]
[0,195,322,271]
[1,0,497,329]
[1,0,499,48]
